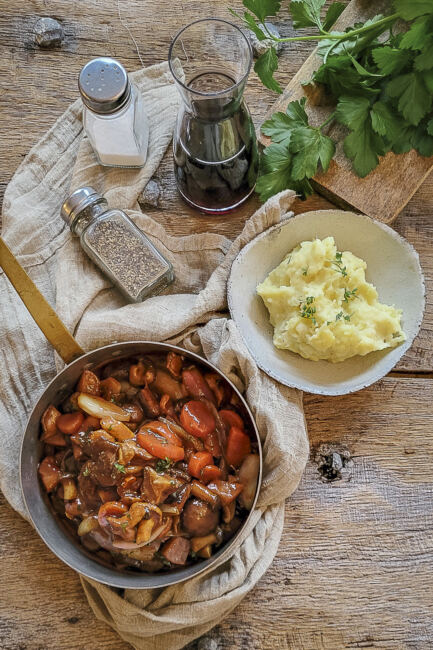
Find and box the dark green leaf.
[243,12,268,41]
[411,122,433,156]
[290,0,326,29]
[285,97,309,124]
[323,2,346,31]
[372,46,411,75]
[370,101,403,141]
[414,38,433,71]
[394,0,433,21]
[261,112,294,144]
[334,95,370,128]
[314,55,380,97]
[256,142,313,201]
[254,47,282,93]
[243,0,282,22]
[290,126,336,179]
[345,50,383,77]
[400,17,430,50]
[387,72,432,125]
[343,119,387,177]
[428,118,433,136]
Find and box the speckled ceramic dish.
[228,210,425,396]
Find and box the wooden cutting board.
[258,0,433,224]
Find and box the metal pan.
[0,237,262,589]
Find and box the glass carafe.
[168,18,258,214]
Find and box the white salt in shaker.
[79,57,148,168]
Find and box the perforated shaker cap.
[78,57,131,114]
[60,186,104,229]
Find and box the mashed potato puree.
[257,236,405,363]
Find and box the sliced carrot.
[145,421,183,447]
[188,451,213,479]
[137,429,184,461]
[180,400,215,439]
[200,464,223,484]
[219,409,244,432]
[57,412,84,435]
[225,426,251,468]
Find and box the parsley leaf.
[400,16,430,50]
[322,2,346,31]
[114,462,126,474]
[414,39,433,71]
[155,457,173,474]
[254,47,282,93]
[394,0,433,21]
[335,95,370,128]
[242,12,268,41]
[386,72,432,125]
[243,0,282,22]
[256,141,314,201]
[262,112,298,145]
[372,46,411,75]
[290,0,326,30]
[290,126,335,179]
[343,119,388,177]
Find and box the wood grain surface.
[258,0,433,225]
[0,1,432,649]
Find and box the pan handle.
[0,237,84,364]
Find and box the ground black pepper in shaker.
[61,187,174,302]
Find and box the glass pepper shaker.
[79,57,148,168]
[61,187,174,302]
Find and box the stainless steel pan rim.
[20,340,263,589]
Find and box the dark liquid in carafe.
[174,72,258,214]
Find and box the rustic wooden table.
[1,2,432,649]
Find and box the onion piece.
[77,393,131,421]
[77,516,99,536]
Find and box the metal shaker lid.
[61,186,104,228]
[78,57,130,114]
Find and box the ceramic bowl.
[228,210,425,395]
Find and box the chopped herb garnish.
[114,462,126,474]
[392,332,400,338]
[343,287,358,303]
[302,266,309,276]
[121,521,128,531]
[155,457,172,474]
[82,467,90,477]
[335,311,343,321]
[344,314,351,321]
[331,252,348,277]
[300,296,317,325]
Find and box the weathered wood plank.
[1,378,432,649]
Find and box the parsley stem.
[319,111,336,130]
[259,13,399,44]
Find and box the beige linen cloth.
[0,62,309,649]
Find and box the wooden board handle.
[0,237,84,365]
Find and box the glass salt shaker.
[61,187,174,302]
[79,57,148,168]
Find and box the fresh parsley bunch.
[230,0,433,201]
